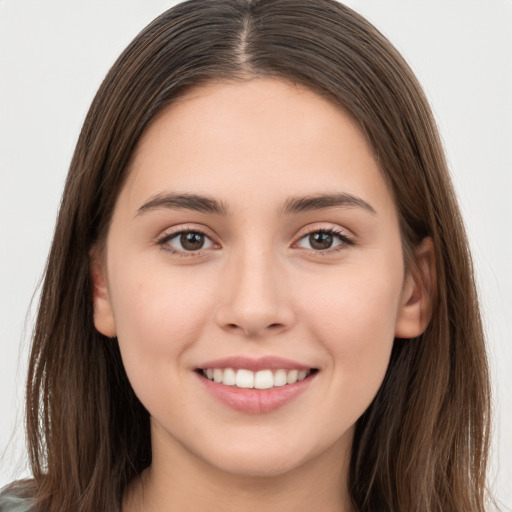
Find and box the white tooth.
[297,370,308,381]
[236,369,254,388]
[223,368,236,386]
[274,369,287,387]
[206,369,214,380]
[213,369,223,383]
[287,369,299,384]
[254,370,274,389]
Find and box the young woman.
[0,0,494,511]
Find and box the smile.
[196,361,318,413]
[200,368,314,389]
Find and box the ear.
[90,247,117,337]
[395,237,436,339]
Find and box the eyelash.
[157,227,217,257]
[157,226,354,258]
[297,227,355,255]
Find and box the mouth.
[195,356,319,413]
[196,367,318,389]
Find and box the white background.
[0,0,511,508]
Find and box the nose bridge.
[235,244,278,305]
[215,240,293,336]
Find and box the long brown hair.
[17,0,491,510]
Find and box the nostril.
[223,322,286,337]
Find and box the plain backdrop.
[1,0,511,508]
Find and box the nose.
[214,246,295,338]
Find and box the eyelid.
[292,224,355,253]
[156,224,220,257]
[155,223,355,257]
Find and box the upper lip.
[198,356,314,372]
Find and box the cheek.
[300,265,402,400]
[106,256,216,377]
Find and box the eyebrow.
[281,193,376,215]
[136,193,230,217]
[135,191,376,217]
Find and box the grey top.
[0,495,32,512]
[0,486,34,512]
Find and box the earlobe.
[90,248,117,338]
[395,237,436,339]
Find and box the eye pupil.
[309,232,333,250]
[180,232,204,251]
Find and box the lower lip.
[196,371,316,414]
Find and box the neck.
[123,424,354,512]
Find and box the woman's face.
[93,78,426,480]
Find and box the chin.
[207,451,309,479]
[195,429,347,480]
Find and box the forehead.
[121,77,395,217]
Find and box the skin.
[92,78,433,512]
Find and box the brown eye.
[296,229,350,252]
[309,232,334,250]
[180,232,205,251]
[163,230,214,253]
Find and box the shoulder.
[0,494,33,512]
[0,481,35,512]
